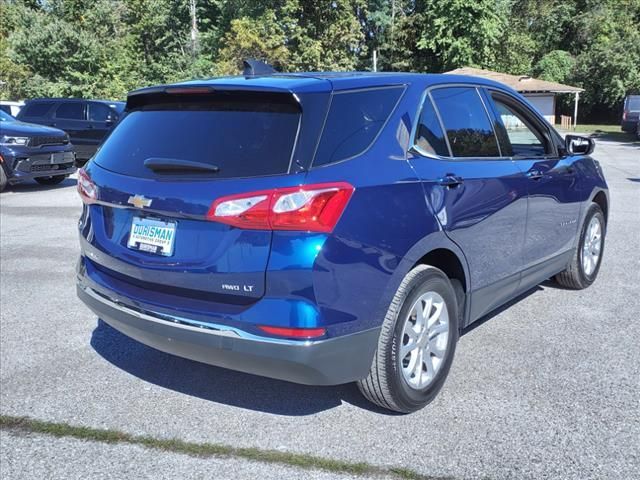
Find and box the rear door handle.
[437,174,464,188]
[526,170,544,180]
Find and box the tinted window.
[492,98,548,157]
[93,97,300,179]
[627,97,640,110]
[20,102,55,117]
[56,102,84,120]
[314,87,403,166]
[431,87,499,157]
[414,96,449,156]
[88,103,112,122]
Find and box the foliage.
[534,50,576,83]
[1,0,639,121]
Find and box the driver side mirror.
[565,135,595,156]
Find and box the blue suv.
[76,71,608,413]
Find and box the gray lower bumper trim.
[77,284,379,386]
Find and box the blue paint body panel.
[76,72,609,384]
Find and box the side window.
[413,96,449,156]
[314,87,403,166]
[491,96,549,158]
[431,87,500,157]
[88,103,113,122]
[20,102,54,118]
[55,102,85,120]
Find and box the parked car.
[0,100,25,117]
[75,70,608,413]
[0,110,76,192]
[17,98,125,163]
[621,94,640,132]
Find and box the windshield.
[0,110,16,122]
[93,95,301,179]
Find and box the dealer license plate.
[127,216,176,256]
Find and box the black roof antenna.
[242,59,277,76]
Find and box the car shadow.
[461,285,543,336]
[4,177,77,193]
[90,319,395,416]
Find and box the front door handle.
[526,170,544,180]
[437,174,464,188]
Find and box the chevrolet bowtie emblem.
[127,195,152,209]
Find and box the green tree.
[415,0,503,72]
[534,50,576,83]
[215,11,289,75]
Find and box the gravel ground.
[1,138,639,479]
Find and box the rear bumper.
[621,120,638,132]
[76,280,379,386]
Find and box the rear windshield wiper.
[144,157,220,173]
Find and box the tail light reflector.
[258,325,326,339]
[77,168,98,204]
[207,182,354,233]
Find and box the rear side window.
[56,102,85,120]
[20,102,54,117]
[88,103,112,122]
[431,87,499,157]
[413,96,449,156]
[93,94,300,179]
[314,87,403,166]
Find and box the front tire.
[358,265,459,413]
[35,175,67,186]
[554,202,606,289]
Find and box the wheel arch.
[377,233,472,331]
[591,189,609,224]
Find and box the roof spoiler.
[242,59,276,76]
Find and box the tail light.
[77,168,98,204]
[258,325,326,339]
[623,112,627,121]
[207,182,354,233]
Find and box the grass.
[559,123,637,142]
[570,124,622,134]
[0,414,455,480]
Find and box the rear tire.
[0,168,7,192]
[554,202,605,289]
[35,175,67,186]
[357,265,459,413]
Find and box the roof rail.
[242,59,277,76]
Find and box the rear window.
[20,102,55,118]
[431,87,500,157]
[93,94,300,179]
[627,97,640,110]
[313,87,404,166]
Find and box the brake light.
[77,168,97,204]
[258,325,327,339]
[623,111,628,121]
[165,86,213,95]
[207,182,354,232]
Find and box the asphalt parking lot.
[1,137,639,480]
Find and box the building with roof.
[447,67,583,127]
